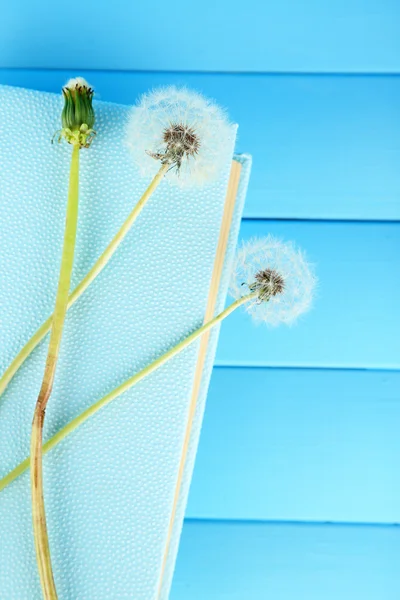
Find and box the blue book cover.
[0,84,251,599]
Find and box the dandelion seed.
[230,235,316,326]
[126,86,235,187]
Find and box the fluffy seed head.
[230,236,316,326]
[126,86,235,187]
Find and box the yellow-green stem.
[0,163,169,400]
[1,294,254,494]
[31,144,80,600]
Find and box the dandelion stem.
[31,143,81,599]
[0,293,255,494]
[0,163,169,400]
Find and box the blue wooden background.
[1,1,400,597]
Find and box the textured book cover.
[0,85,251,599]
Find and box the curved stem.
[31,144,80,599]
[0,163,169,399]
[0,294,254,494]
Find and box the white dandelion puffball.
[126,86,235,187]
[230,236,316,326]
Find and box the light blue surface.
[1,1,399,72]
[0,85,249,599]
[1,69,400,220]
[187,367,400,523]
[171,519,400,599]
[216,219,400,368]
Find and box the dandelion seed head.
[230,235,316,326]
[163,123,200,159]
[126,86,234,187]
[249,268,286,302]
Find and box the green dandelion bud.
[55,77,96,148]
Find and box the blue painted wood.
[1,2,399,73]
[216,220,400,368]
[1,69,399,220]
[171,519,400,600]
[186,368,400,523]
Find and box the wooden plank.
[1,2,399,72]
[186,367,400,523]
[171,519,400,600]
[215,220,400,368]
[1,69,399,220]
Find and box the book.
[0,84,251,599]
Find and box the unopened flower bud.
[54,77,96,148]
